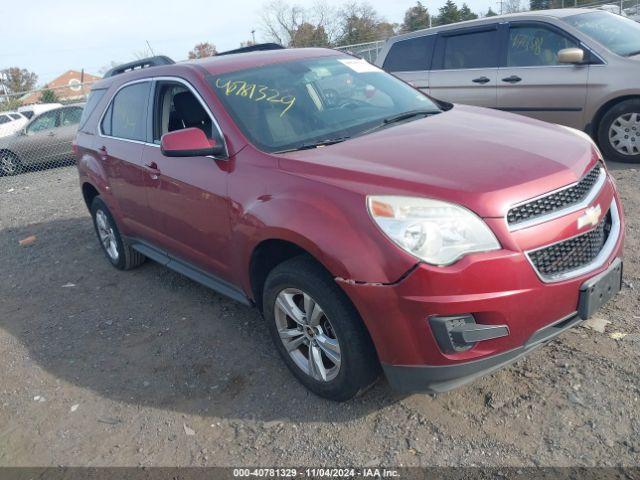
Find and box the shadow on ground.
[0,216,402,423]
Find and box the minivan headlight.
[367,196,500,266]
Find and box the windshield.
[208,55,441,153]
[564,11,640,57]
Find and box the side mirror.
[558,48,585,64]
[160,128,225,158]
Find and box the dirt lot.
[0,163,638,467]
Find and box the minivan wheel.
[598,100,640,163]
[90,197,146,270]
[0,152,21,176]
[263,256,380,401]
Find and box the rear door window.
[508,25,579,66]
[441,29,499,69]
[383,35,436,72]
[102,81,151,141]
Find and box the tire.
[90,196,145,270]
[263,256,380,401]
[597,99,640,164]
[0,151,22,176]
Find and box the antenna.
[146,40,156,57]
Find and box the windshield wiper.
[357,109,440,137]
[274,136,351,153]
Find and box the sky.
[1,0,494,86]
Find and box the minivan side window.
[508,25,579,67]
[101,82,150,141]
[383,35,436,72]
[442,29,498,69]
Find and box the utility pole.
[497,0,504,15]
[251,29,256,44]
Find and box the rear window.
[383,35,435,72]
[9,113,22,120]
[101,82,150,141]
[441,29,499,69]
[79,88,106,131]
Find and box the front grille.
[528,210,612,278]
[507,164,602,226]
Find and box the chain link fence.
[0,81,93,177]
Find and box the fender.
[77,145,124,221]
[227,163,418,296]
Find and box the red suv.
[75,48,624,401]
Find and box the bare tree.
[502,0,523,13]
[260,0,339,46]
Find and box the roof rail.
[216,43,284,56]
[103,55,175,78]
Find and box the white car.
[0,111,28,138]
[17,103,63,120]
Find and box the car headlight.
[367,196,500,266]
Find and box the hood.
[276,105,599,218]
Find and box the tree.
[40,88,59,103]
[291,22,330,47]
[260,1,338,47]
[0,67,38,95]
[188,42,217,59]
[485,7,498,16]
[400,2,430,33]
[502,0,523,13]
[435,0,460,26]
[337,2,391,45]
[459,3,479,21]
[530,0,551,10]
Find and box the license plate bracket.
[578,258,623,320]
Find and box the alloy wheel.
[0,154,17,175]
[95,209,119,261]
[609,112,640,156]
[274,288,341,382]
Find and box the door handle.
[144,161,160,180]
[502,75,522,84]
[98,146,108,161]
[472,76,491,84]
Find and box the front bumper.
[383,312,581,393]
[338,187,624,393]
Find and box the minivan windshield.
[208,55,441,153]
[564,11,640,57]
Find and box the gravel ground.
[0,163,638,467]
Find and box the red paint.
[75,48,625,371]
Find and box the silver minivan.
[376,9,640,163]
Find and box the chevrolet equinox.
[74,48,625,401]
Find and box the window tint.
[60,107,83,126]
[28,110,58,133]
[103,82,150,141]
[443,30,498,69]
[508,25,579,66]
[22,110,34,119]
[153,82,219,144]
[79,88,106,131]
[9,113,22,120]
[0,115,9,125]
[383,35,435,72]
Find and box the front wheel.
[263,256,380,401]
[598,100,640,163]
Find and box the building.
[21,70,101,105]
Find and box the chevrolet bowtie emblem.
[577,204,602,229]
